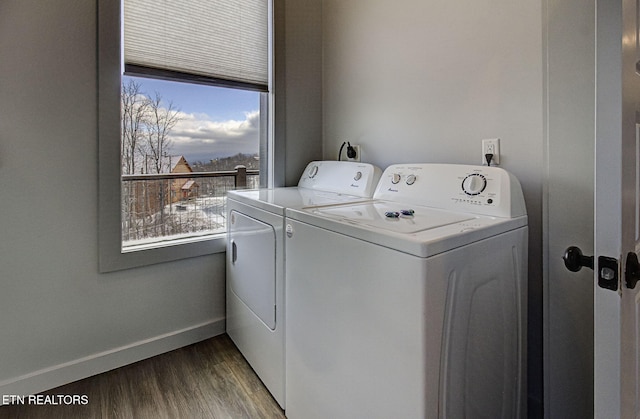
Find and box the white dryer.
[226,160,382,408]
[284,163,528,419]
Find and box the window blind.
[124,0,268,90]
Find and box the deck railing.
[120,166,259,247]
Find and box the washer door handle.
[231,239,238,264]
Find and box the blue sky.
[124,75,261,163]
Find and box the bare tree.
[144,92,181,174]
[120,81,184,241]
[121,82,180,240]
[121,79,150,174]
[139,92,182,236]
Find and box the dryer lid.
[228,187,375,215]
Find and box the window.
[119,76,262,250]
[98,0,272,272]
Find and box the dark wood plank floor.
[0,334,286,419]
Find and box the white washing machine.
[284,163,528,419]
[226,160,382,408]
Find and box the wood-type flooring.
[0,334,286,419]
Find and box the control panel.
[297,161,382,198]
[373,164,526,218]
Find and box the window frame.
[97,0,273,272]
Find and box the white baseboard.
[0,318,225,399]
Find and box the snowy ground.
[122,195,228,248]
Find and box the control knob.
[308,165,319,178]
[462,174,487,196]
[391,173,401,184]
[406,174,417,185]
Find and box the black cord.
[338,141,346,161]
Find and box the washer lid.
[308,201,474,234]
[286,201,527,258]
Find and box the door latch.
[562,246,618,291]
[597,256,618,291]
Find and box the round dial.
[308,165,319,178]
[406,174,417,185]
[462,174,487,196]
[354,171,362,181]
[391,173,401,184]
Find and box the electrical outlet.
[347,144,361,162]
[481,138,500,165]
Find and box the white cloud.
[169,110,260,161]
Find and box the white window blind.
[124,0,268,89]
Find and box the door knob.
[563,246,594,272]
[626,252,640,289]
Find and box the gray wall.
[0,0,225,394]
[544,0,595,417]
[321,0,545,414]
[281,0,324,186]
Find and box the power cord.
[338,142,346,161]
[485,153,493,167]
[346,142,357,159]
[338,141,357,161]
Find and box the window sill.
[99,232,226,273]
[122,231,225,253]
